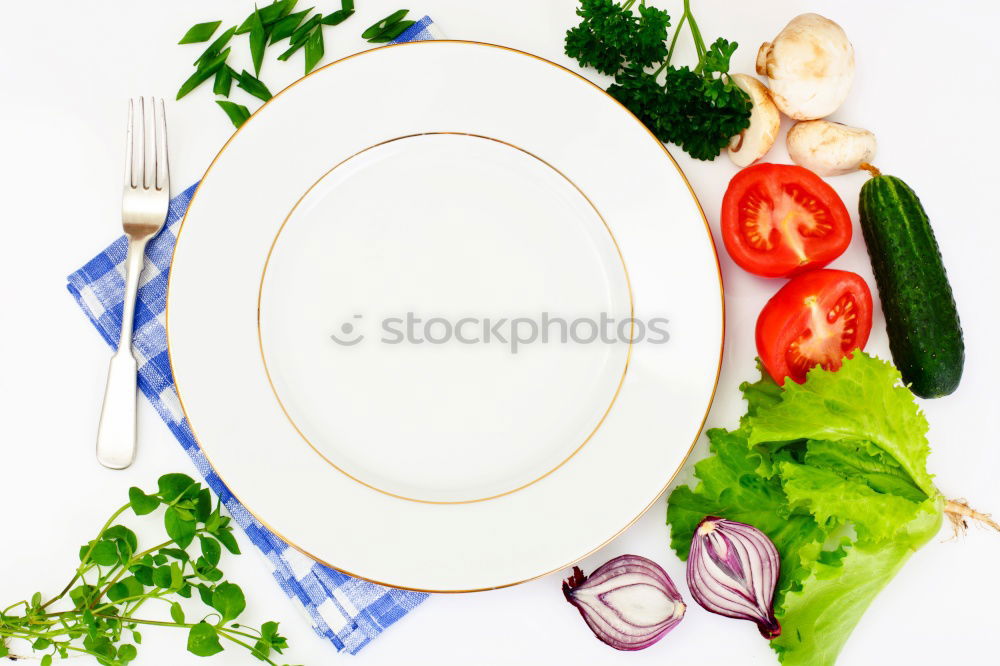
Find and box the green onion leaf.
[178,21,222,44]
[276,40,306,61]
[269,8,312,43]
[249,7,267,76]
[176,48,230,100]
[213,65,235,96]
[236,70,272,101]
[216,100,252,128]
[290,14,321,46]
[342,0,354,10]
[304,27,324,74]
[362,9,408,40]
[237,0,297,33]
[368,19,414,43]
[320,8,353,26]
[192,25,237,66]
[261,0,298,25]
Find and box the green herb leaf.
[170,562,184,590]
[90,540,120,566]
[700,37,738,75]
[269,8,312,43]
[179,21,222,44]
[199,536,222,567]
[362,9,408,40]
[164,506,196,549]
[216,529,241,555]
[159,547,190,561]
[70,584,98,608]
[157,473,199,503]
[214,65,234,97]
[107,577,144,603]
[83,634,114,659]
[211,582,247,621]
[195,557,224,582]
[216,100,252,128]
[304,27,324,73]
[193,25,237,66]
[129,487,160,515]
[119,644,138,663]
[236,70,273,102]
[249,7,267,76]
[321,8,353,26]
[152,565,172,589]
[196,583,214,606]
[32,638,51,650]
[170,601,185,624]
[131,564,154,586]
[40,654,52,666]
[564,0,669,75]
[196,488,213,522]
[187,622,224,657]
[105,525,138,554]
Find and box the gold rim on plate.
[164,40,725,593]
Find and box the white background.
[2,1,999,664]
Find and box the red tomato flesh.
[756,269,873,384]
[722,164,852,278]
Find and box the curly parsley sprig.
[0,474,292,666]
[566,0,751,161]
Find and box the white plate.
[167,41,723,592]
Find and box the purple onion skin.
[562,554,686,651]
[687,516,781,639]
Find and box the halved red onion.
[562,554,686,650]
[687,516,781,639]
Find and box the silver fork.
[97,97,170,469]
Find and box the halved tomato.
[722,164,852,278]
[756,269,873,385]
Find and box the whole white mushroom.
[727,74,781,168]
[787,120,876,176]
[756,13,855,120]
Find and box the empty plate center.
[258,133,631,503]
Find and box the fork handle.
[96,239,147,469]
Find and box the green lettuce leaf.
[771,502,942,665]
[778,461,929,544]
[747,354,936,496]
[666,427,828,607]
[667,353,943,666]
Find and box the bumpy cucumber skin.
[858,175,964,398]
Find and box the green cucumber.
[858,165,963,398]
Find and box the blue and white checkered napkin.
[66,17,444,655]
